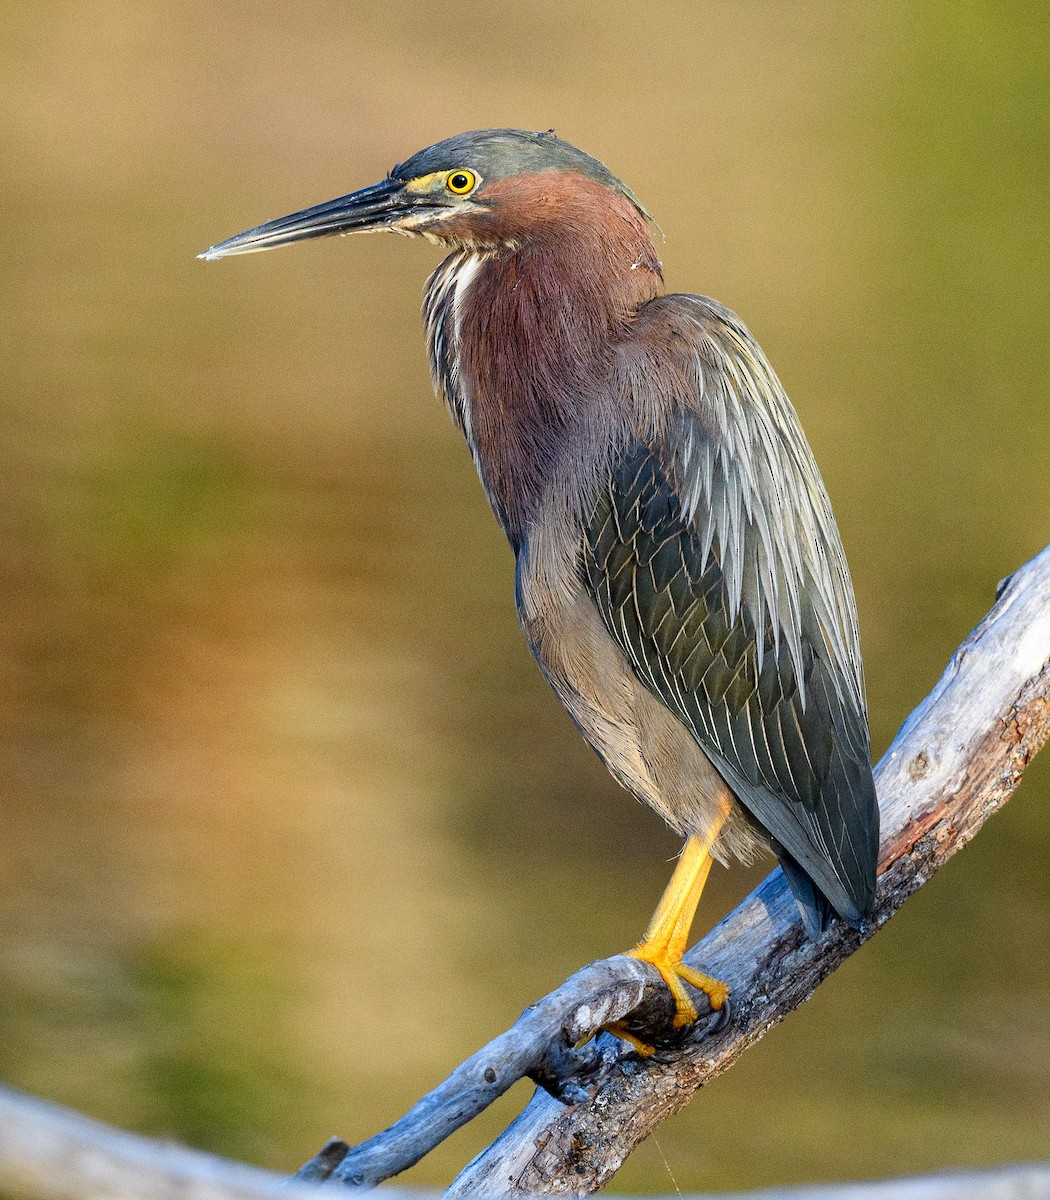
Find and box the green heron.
[202,129,879,1037]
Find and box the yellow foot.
[628,944,730,1029]
[602,1021,656,1058]
[602,832,731,1050]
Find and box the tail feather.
[778,851,838,940]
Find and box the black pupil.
[451,173,470,190]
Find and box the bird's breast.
[425,246,622,548]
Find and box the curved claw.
[705,994,731,1033]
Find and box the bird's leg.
[627,826,730,1028]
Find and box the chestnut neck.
[451,177,662,548]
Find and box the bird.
[201,128,880,1039]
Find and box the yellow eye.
[446,169,477,195]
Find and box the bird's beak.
[198,178,416,260]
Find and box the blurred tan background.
[2,1,1048,1193]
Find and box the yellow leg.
[626,827,730,1030]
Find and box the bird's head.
[199,128,652,259]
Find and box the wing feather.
[581,295,879,926]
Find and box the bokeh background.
[2,1,1048,1193]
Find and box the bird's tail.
[777,851,836,940]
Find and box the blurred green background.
[1,1,1048,1193]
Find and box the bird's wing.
[581,294,878,927]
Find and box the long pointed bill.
[199,178,413,260]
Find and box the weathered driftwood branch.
[299,543,1050,1194]
[0,1084,388,1200]
[445,545,1050,1196]
[0,548,1046,1200]
[297,959,720,1188]
[632,1166,1050,1200]
[1,1083,1047,1200]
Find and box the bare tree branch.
[638,1165,1050,1199]
[445,545,1050,1196]
[0,1081,1046,1200]
[298,544,1050,1193]
[0,1084,366,1200]
[0,548,1046,1200]
[298,957,719,1188]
